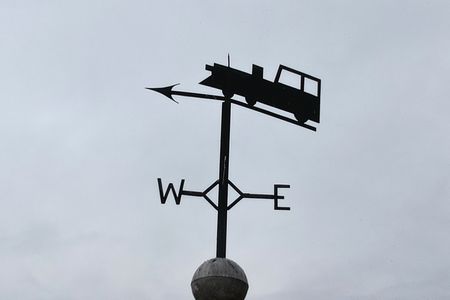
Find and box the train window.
[304,77,319,97]
[277,69,301,89]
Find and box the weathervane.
[147,57,321,259]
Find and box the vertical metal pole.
[216,99,231,258]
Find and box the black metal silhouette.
[147,59,321,258]
[200,63,321,124]
[157,178,291,211]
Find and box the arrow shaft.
[172,90,225,101]
[148,86,316,131]
[229,99,317,131]
[174,91,315,131]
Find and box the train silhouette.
[200,63,321,124]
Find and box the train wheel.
[294,113,308,124]
[245,97,257,106]
[222,89,234,99]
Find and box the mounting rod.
[217,99,231,258]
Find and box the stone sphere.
[191,258,248,300]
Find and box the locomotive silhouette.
[200,63,321,124]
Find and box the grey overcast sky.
[1,0,449,299]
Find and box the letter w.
[157,178,185,205]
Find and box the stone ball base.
[191,258,248,300]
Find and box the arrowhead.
[146,84,180,103]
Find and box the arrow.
[146,85,316,131]
[146,84,225,104]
